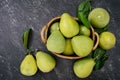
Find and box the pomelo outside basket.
[40,17,99,59]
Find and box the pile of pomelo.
[47,8,116,57]
[20,1,116,79]
[46,8,116,78]
[47,13,94,57]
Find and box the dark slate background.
[0,0,120,80]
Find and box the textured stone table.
[0,0,120,80]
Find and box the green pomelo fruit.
[99,31,116,50]
[73,58,95,78]
[46,31,65,53]
[60,13,79,38]
[36,51,56,72]
[88,8,110,28]
[63,39,74,55]
[20,54,37,76]
[71,36,93,57]
[50,22,59,33]
[79,25,90,36]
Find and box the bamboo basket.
[40,17,99,59]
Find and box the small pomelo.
[63,39,74,55]
[73,58,95,78]
[36,51,56,72]
[99,32,116,50]
[79,25,90,36]
[71,35,93,57]
[88,8,110,28]
[60,13,79,38]
[50,22,59,33]
[46,31,65,53]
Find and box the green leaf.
[22,28,31,49]
[101,54,109,62]
[92,47,109,70]
[92,47,106,61]
[77,12,91,28]
[93,60,102,70]
[77,2,85,12]
[77,0,92,28]
[77,0,91,18]
[94,54,109,70]
[94,26,108,34]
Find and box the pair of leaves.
[77,0,91,28]
[92,47,109,70]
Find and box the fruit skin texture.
[46,31,65,53]
[73,58,95,78]
[50,22,59,33]
[99,32,116,50]
[71,35,93,57]
[63,39,74,55]
[60,13,79,38]
[88,8,110,28]
[79,25,90,36]
[36,51,56,73]
[20,54,37,76]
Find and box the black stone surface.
[0,0,120,80]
